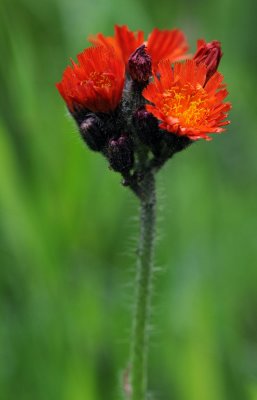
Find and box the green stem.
[130,171,156,400]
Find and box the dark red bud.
[108,135,134,173]
[79,114,107,152]
[193,40,222,82]
[128,45,152,82]
[133,106,160,148]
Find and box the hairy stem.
[130,170,156,400]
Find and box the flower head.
[143,59,231,141]
[57,26,232,187]
[89,25,188,73]
[56,46,125,113]
[147,28,189,71]
[193,39,222,82]
[89,25,144,66]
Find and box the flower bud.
[133,106,160,150]
[79,114,107,152]
[128,45,152,82]
[108,135,134,173]
[193,40,222,82]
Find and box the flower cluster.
[57,25,231,196]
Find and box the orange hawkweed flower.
[89,25,144,66]
[88,25,188,72]
[56,46,125,113]
[143,59,231,141]
[147,28,189,70]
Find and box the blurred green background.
[1,0,257,399]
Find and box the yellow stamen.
[82,72,113,88]
[162,85,210,128]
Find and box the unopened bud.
[108,135,134,173]
[79,114,107,151]
[193,40,222,82]
[133,106,160,149]
[128,45,152,82]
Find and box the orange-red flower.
[56,46,125,113]
[143,59,231,141]
[147,28,189,70]
[88,25,188,72]
[89,25,144,66]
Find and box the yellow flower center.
[162,84,210,127]
[87,72,113,88]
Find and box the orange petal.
[147,28,189,70]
